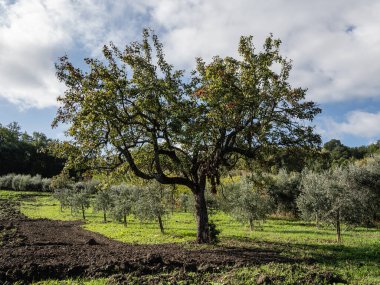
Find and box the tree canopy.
[53,29,321,243]
[0,122,64,177]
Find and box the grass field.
[2,190,380,284]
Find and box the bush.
[70,190,90,220]
[41,178,51,192]
[28,175,43,191]
[0,173,15,189]
[0,173,51,192]
[267,169,301,216]
[208,220,220,244]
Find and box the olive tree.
[53,29,320,243]
[297,169,330,227]
[110,184,135,225]
[222,178,272,231]
[94,190,113,222]
[70,190,90,220]
[298,164,379,243]
[133,181,167,234]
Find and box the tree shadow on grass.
[227,236,380,266]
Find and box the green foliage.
[70,189,91,220]
[94,190,113,222]
[267,169,301,216]
[15,190,380,284]
[298,161,380,242]
[52,29,321,243]
[0,122,64,176]
[109,184,135,225]
[53,188,72,211]
[323,139,380,166]
[132,181,167,233]
[0,173,51,192]
[0,173,15,189]
[208,220,220,244]
[296,169,328,225]
[179,192,192,212]
[221,178,272,230]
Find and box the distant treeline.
[323,139,380,163]
[0,122,64,177]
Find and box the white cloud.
[318,111,380,140]
[141,0,380,103]
[0,0,145,108]
[1,0,380,109]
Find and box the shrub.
[0,173,15,189]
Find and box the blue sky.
[0,0,380,147]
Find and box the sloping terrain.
[0,199,298,284]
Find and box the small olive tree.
[94,190,113,222]
[222,178,272,231]
[297,169,330,227]
[53,187,72,212]
[179,193,192,213]
[298,165,379,243]
[110,184,135,226]
[70,183,91,220]
[133,181,167,234]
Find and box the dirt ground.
[0,199,299,284]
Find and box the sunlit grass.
[2,189,380,284]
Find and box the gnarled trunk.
[194,185,210,243]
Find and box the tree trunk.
[123,214,127,226]
[158,214,164,234]
[171,186,175,214]
[81,204,85,220]
[103,211,107,223]
[249,218,254,231]
[336,211,341,243]
[315,213,319,228]
[194,186,210,243]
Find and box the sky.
[0,0,380,147]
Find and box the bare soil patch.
[0,199,300,284]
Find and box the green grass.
[2,189,380,284]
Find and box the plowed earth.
[0,199,299,284]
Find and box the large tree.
[53,29,321,243]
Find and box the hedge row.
[0,174,51,192]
